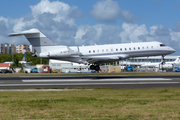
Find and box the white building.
[49,59,90,73]
[119,56,177,66]
[49,56,178,73]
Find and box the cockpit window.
[160,44,166,47]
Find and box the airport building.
[49,59,91,73]
[119,56,177,66]
[48,56,178,73]
[127,56,176,63]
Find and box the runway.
[0,75,180,89]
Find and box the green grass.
[1,88,180,119]
[1,72,180,76]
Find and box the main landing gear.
[160,55,166,71]
[90,64,100,72]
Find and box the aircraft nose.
[170,47,176,53]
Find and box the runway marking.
[0,89,93,91]
[22,78,172,82]
[0,82,179,86]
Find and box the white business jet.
[141,56,180,68]
[9,29,175,71]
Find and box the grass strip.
[0,72,180,76]
[0,88,180,119]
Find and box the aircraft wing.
[80,54,129,64]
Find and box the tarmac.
[0,75,180,89]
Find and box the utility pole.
[41,58,42,64]
[11,47,14,63]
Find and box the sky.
[0,0,180,55]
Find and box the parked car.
[125,65,133,71]
[174,67,180,72]
[31,67,38,73]
[0,69,12,74]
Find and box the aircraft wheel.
[90,65,95,70]
[95,65,100,71]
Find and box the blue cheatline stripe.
[80,50,169,57]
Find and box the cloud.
[12,0,84,46]
[118,22,180,53]
[0,17,26,45]
[173,22,180,32]
[30,0,83,22]
[90,0,137,23]
[119,23,148,42]
[12,1,122,47]
[74,24,121,45]
[119,9,137,23]
[30,0,70,16]
[0,0,179,55]
[0,17,16,43]
[0,16,10,35]
[69,6,84,19]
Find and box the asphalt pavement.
[0,75,180,89]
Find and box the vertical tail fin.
[174,56,180,64]
[9,29,57,53]
[22,54,26,61]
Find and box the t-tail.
[9,29,58,54]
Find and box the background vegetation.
[0,53,49,66]
[0,88,180,119]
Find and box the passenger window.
[120,48,122,51]
[93,50,95,53]
[151,46,153,48]
[138,47,140,50]
[116,49,118,51]
[125,48,127,50]
[102,49,104,52]
[129,48,131,50]
[111,49,113,51]
[142,47,144,49]
[89,51,91,53]
[97,50,99,52]
[147,46,148,49]
[106,49,108,52]
[134,47,135,50]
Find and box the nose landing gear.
[161,55,165,65]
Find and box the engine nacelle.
[37,47,79,58]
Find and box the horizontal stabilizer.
[9,29,40,37]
